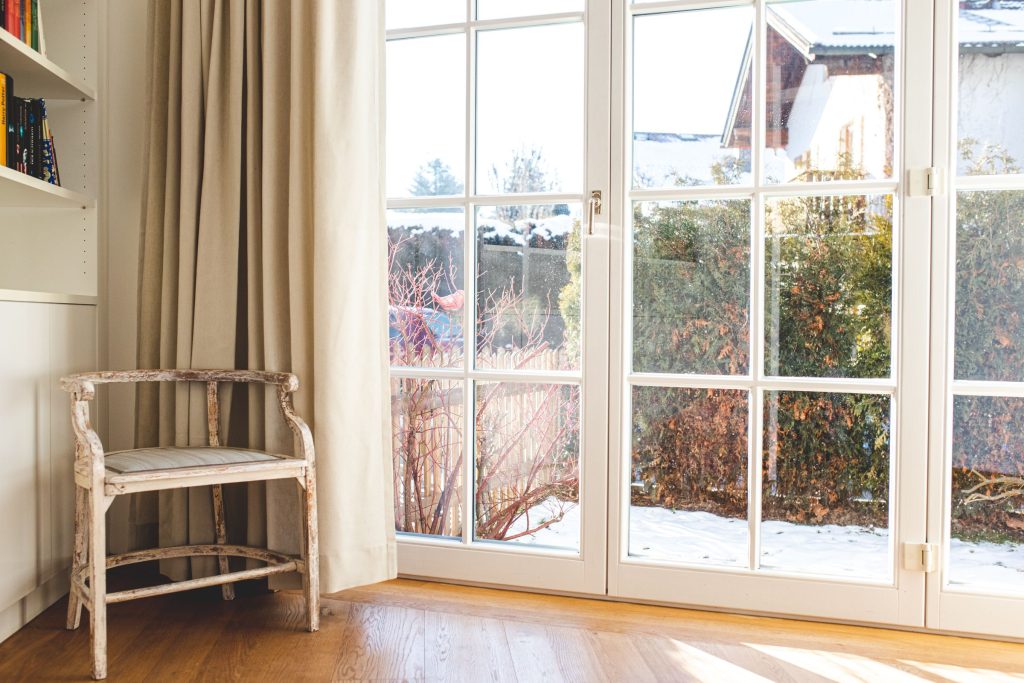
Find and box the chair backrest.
[60,369,310,459]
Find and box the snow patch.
[506,498,1024,592]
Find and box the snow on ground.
[506,498,1024,592]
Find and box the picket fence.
[392,348,576,537]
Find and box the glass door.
[385,0,610,593]
[927,0,1024,639]
[607,0,933,624]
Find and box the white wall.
[99,0,148,452]
[958,52,1024,173]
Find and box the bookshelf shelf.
[0,27,94,100]
[0,165,92,208]
[0,288,96,305]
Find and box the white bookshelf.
[0,164,93,208]
[0,0,98,297]
[0,26,95,100]
[0,0,100,645]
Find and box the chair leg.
[66,484,87,630]
[300,470,320,632]
[88,488,108,680]
[211,484,235,601]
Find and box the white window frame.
[925,0,1024,640]
[603,0,932,626]
[385,0,612,595]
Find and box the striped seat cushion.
[104,447,284,474]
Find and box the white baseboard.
[0,571,69,644]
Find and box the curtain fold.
[130,0,396,593]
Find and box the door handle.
[587,190,603,236]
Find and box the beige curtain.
[128,0,396,593]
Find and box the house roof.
[770,3,1024,56]
[721,4,1024,146]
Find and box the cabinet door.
[0,302,51,611]
[47,304,97,579]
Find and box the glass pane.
[392,378,465,538]
[475,204,581,371]
[954,190,1024,383]
[950,396,1024,595]
[388,208,465,368]
[386,0,465,30]
[764,194,892,379]
[476,23,584,195]
[633,7,752,188]
[630,387,749,567]
[474,382,581,550]
[477,0,582,20]
[632,199,751,375]
[764,0,896,183]
[957,6,1024,176]
[387,35,466,198]
[761,391,891,581]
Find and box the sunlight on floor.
[742,643,1024,683]
[899,660,1024,683]
[663,639,775,682]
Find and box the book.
[39,97,55,184]
[0,0,45,53]
[1,87,59,185]
[35,0,44,55]
[3,75,12,170]
[0,73,7,167]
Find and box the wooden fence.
[392,348,578,538]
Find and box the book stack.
[0,72,61,185]
[1,0,46,54]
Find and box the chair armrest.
[276,386,316,466]
[61,369,300,399]
[68,391,106,474]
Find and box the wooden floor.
[1,572,1022,682]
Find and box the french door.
[385,0,1024,638]
[926,0,1024,639]
[606,0,932,626]
[385,0,610,594]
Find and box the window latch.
[587,190,602,236]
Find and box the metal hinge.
[908,167,945,197]
[902,542,939,573]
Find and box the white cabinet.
[0,302,50,611]
[0,300,96,632]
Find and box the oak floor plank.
[198,591,350,682]
[503,619,568,683]
[2,577,1023,681]
[332,601,424,682]
[584,629,657,683]
[341,580,1024,672]
[541,623,608,683]
[424,611,516,682]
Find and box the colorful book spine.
[39,98,55,184]
[0,0,44,52]
[29,0,38,51]
[0,73,6,167]
[3,75,12,170]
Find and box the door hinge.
[902,542,939,573]
[908,167,945,197]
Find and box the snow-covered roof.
[769,2,1024,56]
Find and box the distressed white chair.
[60,370,320,680]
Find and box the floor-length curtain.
[129,0,396,593]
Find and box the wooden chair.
[60,370,320,680]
